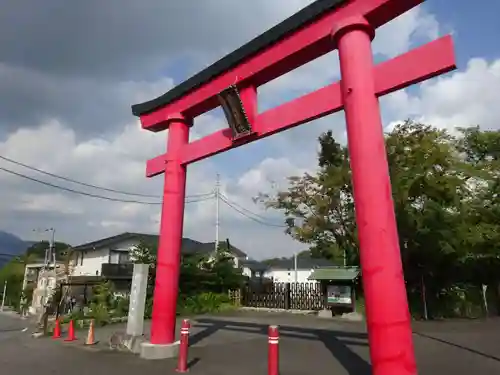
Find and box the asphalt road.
[1,311,500,375]
[0,311,171,375]
[0,311,28,340]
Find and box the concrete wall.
[72,238,147,276]
[31,268,61,312]
[264,268,317,283]
[242,266,252,277]
[233,255,248,268]
[72,248,110,276]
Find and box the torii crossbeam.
[131,0,456,373]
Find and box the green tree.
[264,120,498,318]
[0,252,39,309]
[90,281,114,325]
[262,130,357,265]
[130,240,157,265]
[385,122,479,316]
[130,239,244,310]
[0,240,71,310]
[26,241,71,260]
[455,127,500,290]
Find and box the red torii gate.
[132,0,456,373]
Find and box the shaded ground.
[2,310,500,374]
[0,310,28,341]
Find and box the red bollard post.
[268,325,279,375]
[176,319,190,373]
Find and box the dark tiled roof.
[72,232,158,251]
[240,259,269,272]
[131,0,347,116]
[267,256,334,270]
[308,267,360,281]
[73,233,247,257]
[203,241,247,258]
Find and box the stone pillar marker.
[127,263,149,337]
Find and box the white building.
[71,232,248,278]
[240,259,269,279]
[21,262,66,314]
[263,256,334,283]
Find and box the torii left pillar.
[140,113,191,359]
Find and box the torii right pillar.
[333,16,416,375]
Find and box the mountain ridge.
[0,230,34,267]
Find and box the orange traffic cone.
[84,319,96,345]
[64,320,77,342]
[52,319,61,339]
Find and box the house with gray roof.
[71,232,247,279]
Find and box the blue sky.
[428,0,499,63]
[164,0,498,179]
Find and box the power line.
[186,194,215,204]
[0,166,214,205]
[219,194,286,228]
[0,154,212,199]
[220,193,282,222]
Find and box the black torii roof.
[131,0,347,117]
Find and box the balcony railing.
[101,263,134,279]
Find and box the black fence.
[101,263,134,279]
[54,281,99,318]
[241,282,325,310]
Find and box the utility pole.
[33,227,56,268]
[32,227,56,315]
[1,280,7,311]
[48,228,56,268]
[293,252,298,283]
[215,174,220,252]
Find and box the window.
[118,252,131,264]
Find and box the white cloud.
[373,6,441,58]
[384,58,500,132]
[17,193,84,215]
[236,158,309,195]
[0,115,303,258]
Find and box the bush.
[89,302,111,326]
[178,292,234,315]
[144,296,153,319]
[87,281,114,326]
[112,295,130,318]
[407,284,490,320]
[60,309,85,324]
